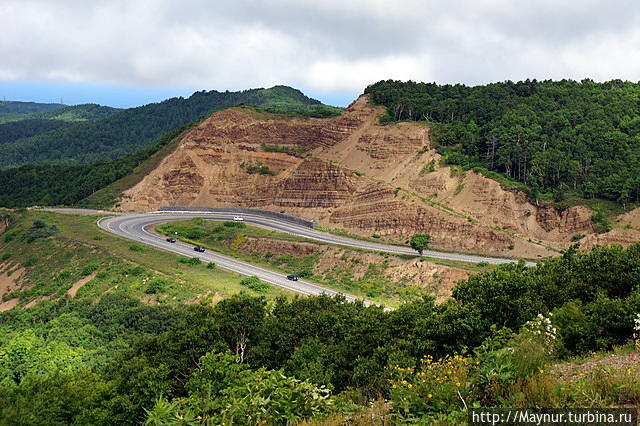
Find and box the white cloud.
[1,0,639,95]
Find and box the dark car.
[166,237,177,243]
[193,246,205,252]
[286,275,298,281]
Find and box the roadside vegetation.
[1,209,639,423]
[155,219,439,306]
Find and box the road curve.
[93,210,534,306]
[97,212,379,306]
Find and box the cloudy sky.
[1,0,639,107]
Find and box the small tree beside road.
[410,234,432,255]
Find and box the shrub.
[591,212,612,233]
[571,233,585,242]
[129,244,145,252]
[240,276,270,292]
[297,269,312,278]
[179,257,201,265]
[23,256,37,267]
[92,235,103,241]
[21,220,58,243]
[145,279,168,294]
[81,263,99,276]
[207,262,216,269]
[389,354,473,417]
[1,252,10,261]
[223,221,246,229]
[242,161,276,176]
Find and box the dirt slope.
[119,96,607,258]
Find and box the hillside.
[0,104,120,146]
[115,96,606,258]
[364,79,640,204]
[0,100,65,123]
[0,86,333,168]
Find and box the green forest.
[1,209,639,424]
[365,79,640,205]
[0,86,326,169]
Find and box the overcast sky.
[1,0,639,107]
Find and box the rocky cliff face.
[119,96,603,258]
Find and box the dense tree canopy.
[365,79,640,203]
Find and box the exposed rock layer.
[119,96,614,257]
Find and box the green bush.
[1,252,10,261]
[571,233,585,242]
[21,220,58,243]
[240,276,270,292]
[179,257,201,266]
[81,263,99,276]
[128,244,145,252]
[145,279,168,294]
[223,221,246,229]
[206,262,216,269]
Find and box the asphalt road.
[96,212,377,306]
[85,209,533,305]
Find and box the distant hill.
[0,100,64,115]
[0,100,66,124]
[0,104,121,146]
[0,86,332,168]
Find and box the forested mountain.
[0,105,120,146]
[0,100,64,115]
[0,86,328,168]
[0,125,187,207]
[365,79,640,204]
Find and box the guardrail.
[158,206,316,229]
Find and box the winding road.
[88,209,534,306]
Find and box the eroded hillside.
[119,97,605,258]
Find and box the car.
[286,275,299,281]
[233,216,244,221]
[166,237,177,243]
[193,246,205,252]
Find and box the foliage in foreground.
[0,241,639,424]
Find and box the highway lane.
[151,210,534,266]
[97,213,377,306]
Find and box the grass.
[0,211,292,309]
[155,219,498,306]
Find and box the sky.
[1,0,639,108]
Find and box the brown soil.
[0,217,9,235]
[0,262,24,299]
[24,296,50,309]
[552,351,640,382]
[118,95,635,257]
[619,207,640,229]
[0,298,19,312]
[67,272,97,297]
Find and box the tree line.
[365,79,640,204]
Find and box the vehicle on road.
[193,246,205,252]
[166,237,177,243]
[286,275,299,281]
[233,216,244,221]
